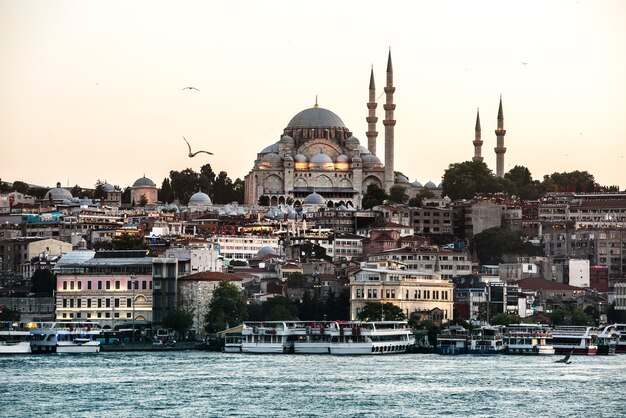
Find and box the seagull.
[183,137,213,157]
[182,87,199,91]
[555,350,573,364]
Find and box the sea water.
[1,352,625,417]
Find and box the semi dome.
[309,150,334,170]
[362,154,383,168]
[133,176,156,187]
[335,154,349,163]
[346,136,360,149]
[294,154,307,163]
[189,191,212,206]
[286,107,346,129]
[358,145,371,155]
[44,182,73,201]
[424,181,437,189]
[260,142,280,154]
[261,153,282,163]
[279,134,294,147]
[302,191,325,205]
[396,174,410,184]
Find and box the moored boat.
[329,321,414,355]
[468,326,504,355]
[551,326,598,355]
[436,325,468,355]
[0,323,33,355]
[596,324,618,355]
[608,324,626,354]
[30,321,102,354]
[502,324,555,355]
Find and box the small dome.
[284,154,294,162]
[310,151,333,164]
[44,182,73,201]
[303,191,325,205]
[287,107,346,129]
[425,181,437,189]
[346,136,360,147]
[396,174,409,184]
[362,154,383,167]
[294,154,308,162]
[336,154,349,163]
[101,182,115,192]
[280,134,294,145]
[133,176,156,187]
[352,155,362,163]
[260,142,280,154]
[261,153,282,163]
[411,180,423,188]
[358,145,371,155]
[189,191,212,206]
[257,246,278,256]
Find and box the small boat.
[30,321,102,354]
[436,325,468,355]
[467,326,504,355]
[607,324,626,354]
[329,321,415,355]
[596,324,618,355]
[551,326,598,355]
[502,324,555,355]
[0,323,33,355]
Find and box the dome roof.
[310,150,333,164]
[287,107,346,129]
[261,153,282,163]
[362,154,382,167]
[424,181,437,189]
[279,134,294,145]
[260,142,279,154]
[284,154,294,162]
[303,191,325,205]
[335,154,349,163]
[352,155,362,163]
[411,180,423,188]
[257,246,278,256]
[346,136,360,147]
[189,191,212,206]
[358,145,371,155]
[133,176,156,188]
[396,174,409,184]
[294,154,307,162]
[101,182,115,192]
[44,182,73,201]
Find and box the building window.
[69,299,74,308]
[98,299,102,308]
[98,281,102,290]
[87,281,92,290]
[115,281,120,290]
[63,281,67,290]
[142,281,147,290]
[63,299,67,308]
[70,282,74,290]
[87,299,92,308]
[114,298,120,308]
[77,281,82,290]
[106,299,110,308]
[127,298,132,308]
[77,299,81,308]
[106,281,110,290]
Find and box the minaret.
[383,50,396,193]
[366,66,378,155]
[494,96,507,177]
[472,109,483,162]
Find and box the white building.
[568,259,590,288]
[165,245,223,273]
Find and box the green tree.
[31,269,56,296]
[441,161,503,201]
[258,195,270,206]
[357,302,406,321]
[121,187,131,204]
[138,194,148,207]
[159,178,175,203]
[107,233,147,250]
[205,280,247,333]
[199,164,216,196]
[504,165,541,200]
[408,189,436,207]
[93,180,107,201]
[0,179,11,193]
[489,312,523,326]
[231,178,245,203]
[12,181,29,194]
[170,168,200,203]
[362,183,388,209]
[388,185,408,204]
[471,227,543,265]
[542,170,597,193]
[71,185,84,198]
[162,308,194,340]
[213,171,233,204]
[549,306,594,326]
[0,307,20,321]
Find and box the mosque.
[244,52,399,208]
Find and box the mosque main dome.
[286,107,346,129]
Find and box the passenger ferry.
[502,324,555,355]
[436,325,468,355]
[467,326,504,355]
[240,320,414,355]
[329,321,414,355]
[608,324,626,354]
[596,324,618,355]
[0,323,33,354]
[551,326,598,355]
[30,321,102,354]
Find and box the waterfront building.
[366,247,472,280]
[216,235,281,263]
[349,262,454,321]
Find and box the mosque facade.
[244,52,398,208]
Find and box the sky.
[1,0,625,192]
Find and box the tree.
[0,179,11,193]
[107,233,147,250]
[71,185,83,198]
[388,185,408,204]
[93,180,107,201]
[199,164,216,196]
[362,183,387,209]
[542,170,597,193]
[159,178,175,203]
[162,308,194,340]
[231,178,245,203]
[357,302,406,321]
[441,161,502,201]
[470,227,543,265]
[549,306,594,326]
[0,307,20,321]
[121,187,131,204]
[170,168,200,203]
[408,189,435,207]
[205,280,247,333]
[258,195,270,206]
[213,171,233,204]
[138,194,148,207]
[504,165,541,200]
[31,269,56,296]
[489,312,523,326]
[12,181,29,194]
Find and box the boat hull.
[0,342,32,354]
[554,346,598,355]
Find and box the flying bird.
[182,87,199,91]
[183,137,213,157]
[555,350,573,364]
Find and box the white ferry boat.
[329,321,414,355]
[240,320,414,355]
[0,324,33,354]
[467,326,504,355]
[596,324,618,355]
[436,325,468,355]
[502,324,555,355]
[608,323,626,354]
[551,326,598,355]
[30,321,102,354]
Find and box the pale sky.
[1,0,625,192]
